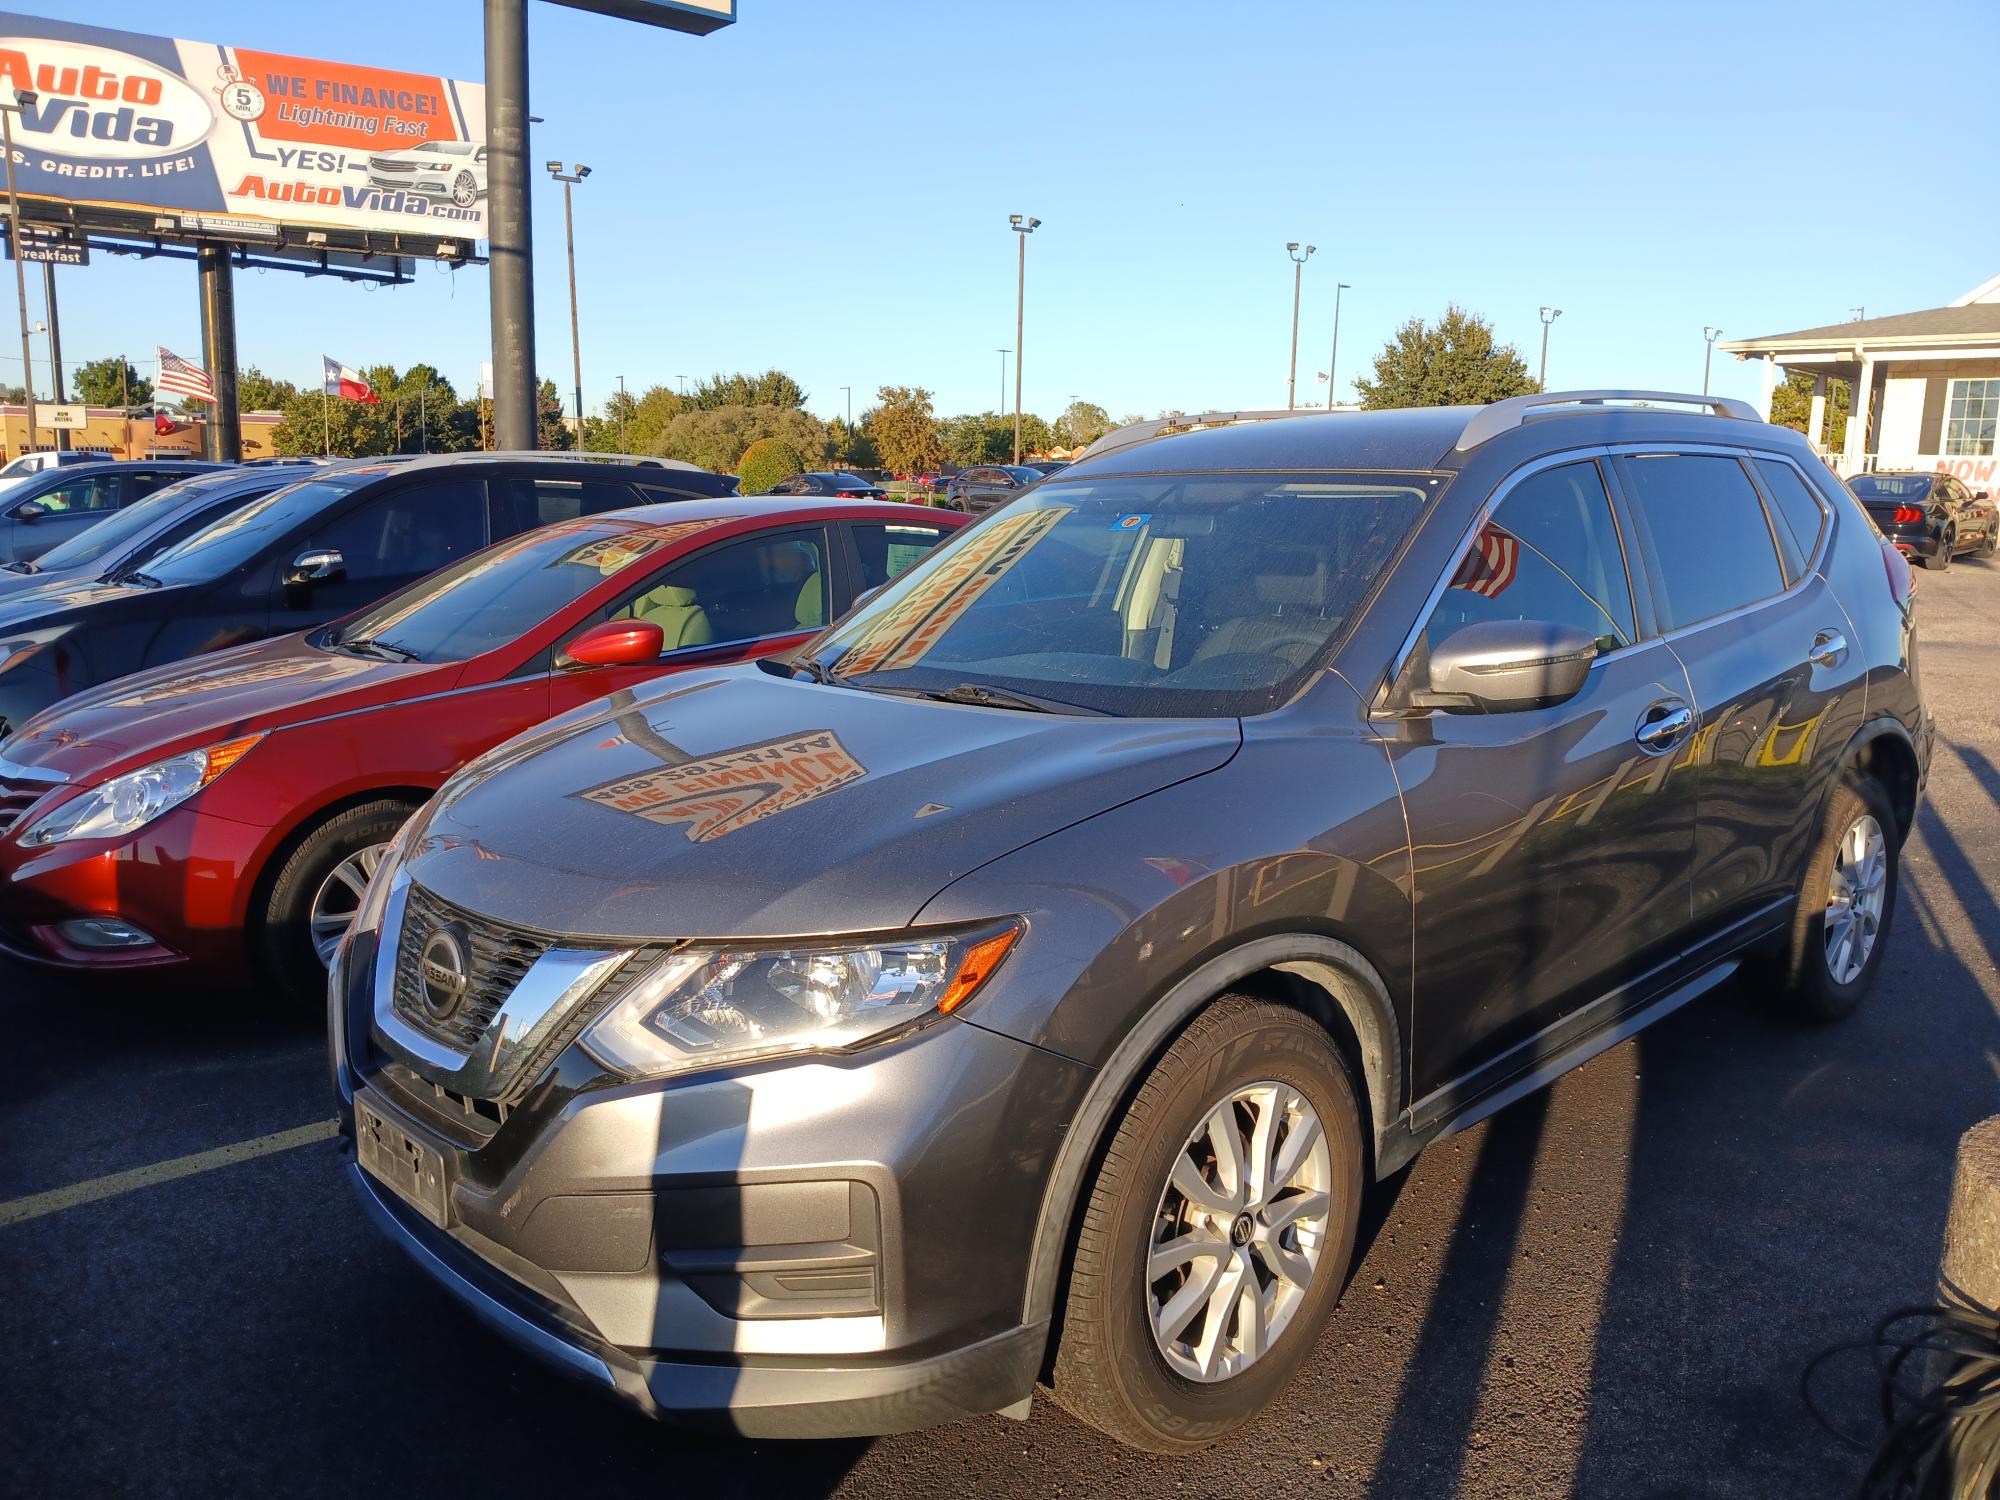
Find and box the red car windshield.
[331,516,730,663]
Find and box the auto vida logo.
[417,926,472,1020]
[0,38,216,159]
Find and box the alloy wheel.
[309,842,389,968]
[1147,1080,1332,1383]
[1823,812,1888,985]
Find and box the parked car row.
[0,394,1944,1455]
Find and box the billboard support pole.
[41,261,66,451]
[2,102,39,461]
[485,0,538,450]
[197,245,240,462]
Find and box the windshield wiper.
[2,559,36,575]
[918,682,1101,715]
[344,636,421,662]
[121,570,164,589]
[791,654,840,684]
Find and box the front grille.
[368,158,419,174]
[0,776,48,838]
[391,883,554,1050]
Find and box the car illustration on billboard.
[364,140,488,206]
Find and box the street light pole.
[39,262,66,450]
[1009,215,1039,462]
[840,385,851,425]
[616,374,627,450]
[546,160,591,451]
[1285,243,1314,410]
[1702,326,1723,396]
[996,350,1009,415]
[1537,306,1562,390]
[0,91,41,461]
[1326,281,1350,408]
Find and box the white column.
[1844,357,1875,474]
[1758,354,1777,420]
[1807,373,1827,449]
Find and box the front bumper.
[331,921,1090,1437]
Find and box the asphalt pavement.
[5,556,1998,1499]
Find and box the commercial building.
[1,408,285,462]
[1719,274,2000,485]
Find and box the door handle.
[1809,629,1848,668]
[1635,701,1693,754]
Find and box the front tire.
[1770,777,1898,1023]
[1048,995,1362,1452]
[255,798,416,1009]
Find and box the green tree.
[937,410,1013,466]
[654,404,828,473]
[1051,400,1111,450]
[867,386,942,476]
[1016,412,1054,458]
[73,356,151,408]
[234,365,298,413]
[689,369,808,412]
[1354,305,1538,409]
[826,414,879,470]
[1768,369,1848,453]
[537,377,572,450]
[738,436,806,494]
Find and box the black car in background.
[1847,471,1997,570]
[766,471,889,499]
[0,459,224,565]
[0,454,737,739]
[943,463,1047,514]
[0,465,317,601]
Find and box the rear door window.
[1424,460,1635,654]
[849,520,951,590]
[1613,454,1785,631]
[310,478,488,582]
[1751,459,1828,583]
[493,475,644,532]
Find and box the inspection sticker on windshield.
[1111,513,1151,530]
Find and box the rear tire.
[1047,995,1362,1453]
[1920,531,1953,570]
[1769,777,1898,1023]
[255,799,416,1010]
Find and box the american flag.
[1450,522,1520,598]
[155,346,214,403]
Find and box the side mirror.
[1976,490,1991,502]
[562,618,664,668]
[14,500,45,522]
[284,548,345,587]
[1410,620,1598,713]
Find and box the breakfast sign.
[0,11,487,239]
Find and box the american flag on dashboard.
[155,346,214,403]
[1450,522,1520,597]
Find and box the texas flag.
[322,357,380,405]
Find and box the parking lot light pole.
[840,385,851,425]
[1,89,41,460]
[547,161,591,451]
[1326,281,1350,408]
[615,374,626,450]
[1285,243,1314,410]
[1009,216,1039,462]
[1703,326,1722,396]
[996,350,1009,415]
[1537,306,1562,390]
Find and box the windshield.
[328,515,728,663]
[1849,474,1933,501]
[141,469,389,583]
[416,141,473,155]
[31,472,268,573]
[811,472,1437,716]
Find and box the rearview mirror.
[284,548,345,587]
[1410,620,1598,713]
[14,500,45,522]
[562,619,664,668]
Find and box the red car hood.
[2,635,458,784]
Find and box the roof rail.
[1454,389,1761,452]
[1071,407,1317,466]
[448,449,707,471]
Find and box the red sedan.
[0,497,962,1003]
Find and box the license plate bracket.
[356,1093,451,1229]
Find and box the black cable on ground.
[1802,1282,2000,1498]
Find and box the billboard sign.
[546,1,736,35]
[3,224,87,264]
[0,13,487,240]
[44,403,86,430]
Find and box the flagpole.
[322,385,329,457]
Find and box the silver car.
[365,140,488,207]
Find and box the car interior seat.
[621,585,713,650]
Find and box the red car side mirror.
[563,619,664,668]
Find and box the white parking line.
[0,1119,339,1227]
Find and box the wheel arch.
[1836,715,1922,844]
[240,783,433,931]
[1021,932,1401,1334]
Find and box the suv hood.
[3,634,451,782]
[404,666,1240,938]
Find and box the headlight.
[19,734,262,846]
[582,922,1022,1080]
[0,625,66,677]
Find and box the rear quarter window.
[1614,453,1786,631]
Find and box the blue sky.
[28,0,2000,423]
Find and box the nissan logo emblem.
[417,926,471,1019]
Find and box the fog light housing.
[57,917,157,950]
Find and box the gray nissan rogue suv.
[330,390,1930,1452]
